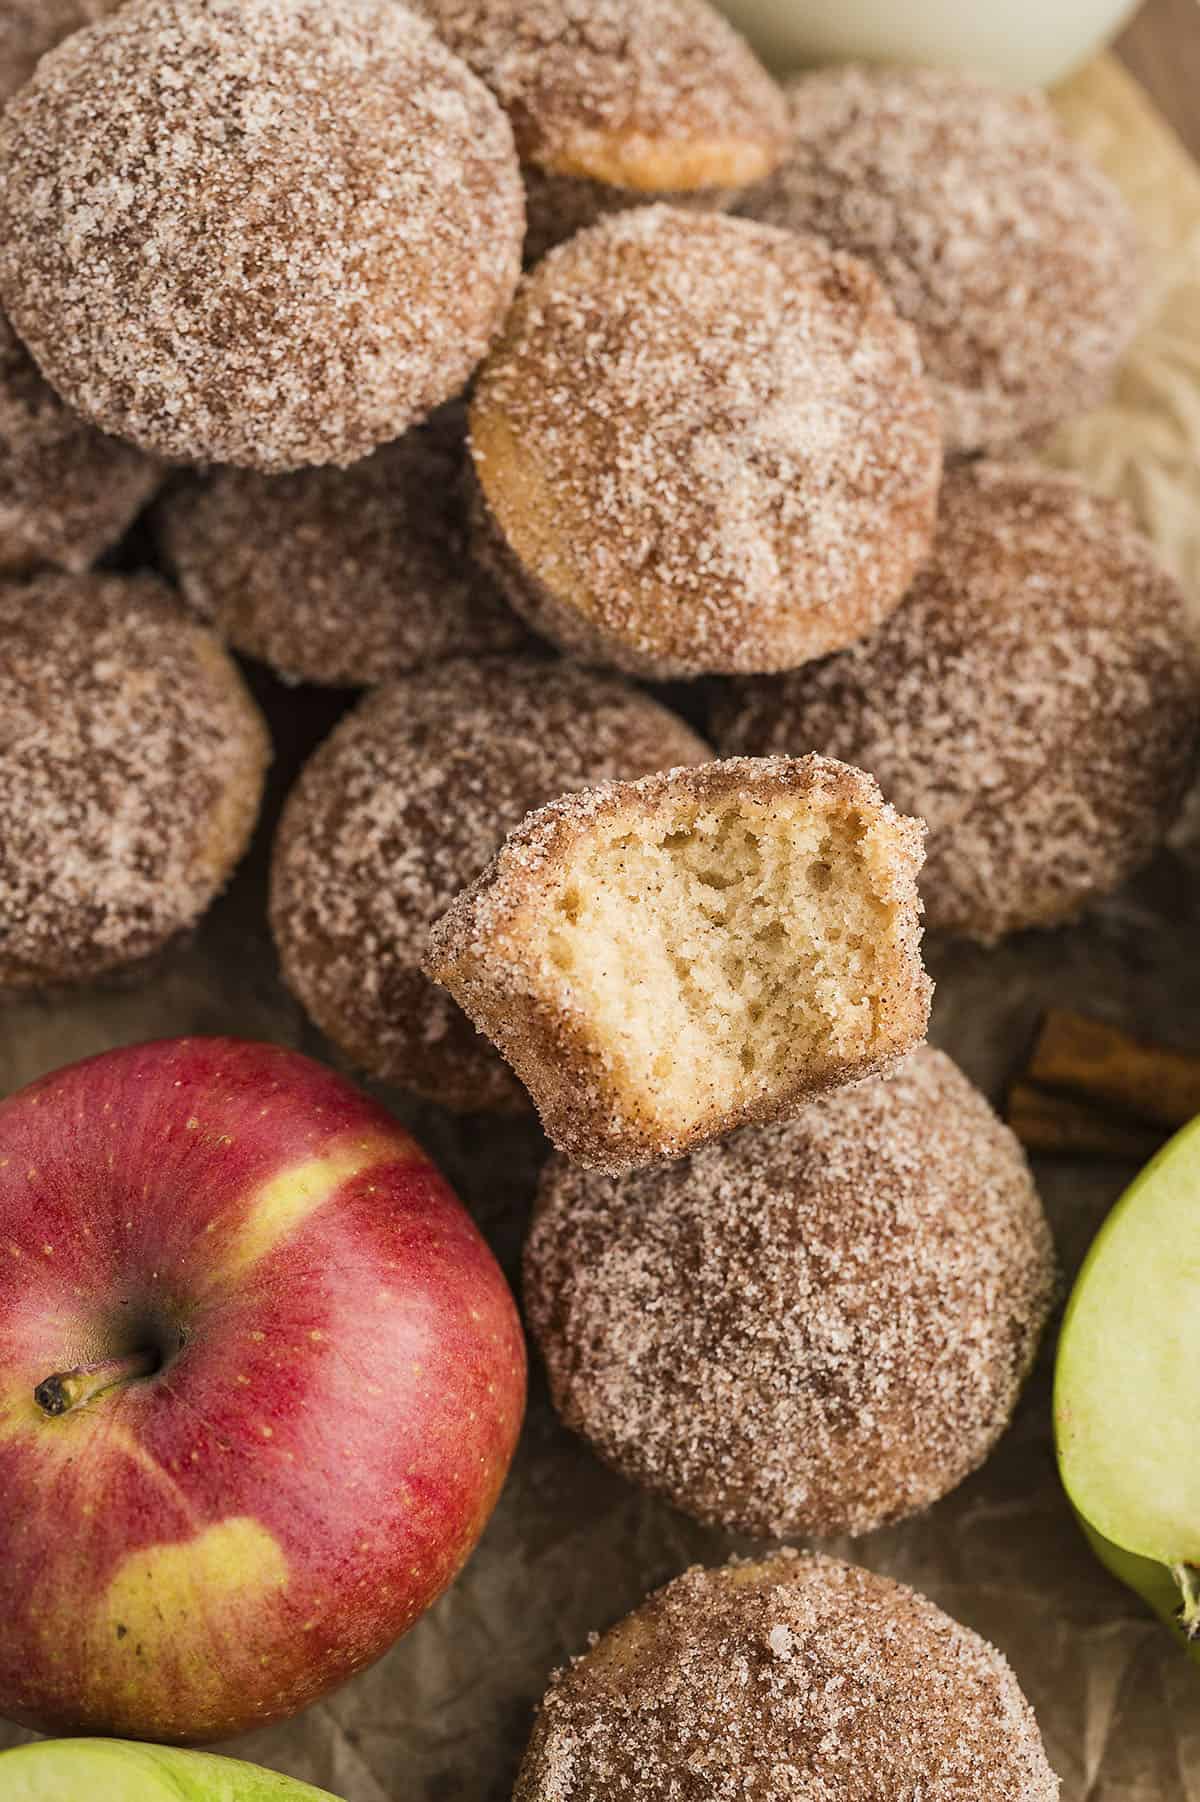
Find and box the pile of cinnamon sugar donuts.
[1,0,1196,1794]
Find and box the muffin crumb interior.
[535,788,912,1131]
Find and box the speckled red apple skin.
[0,1038,526,1743]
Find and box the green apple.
[0,1738,344,1799]
[1055,1115,1200,1651]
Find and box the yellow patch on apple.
[80,1519,290,1723]
[214,1133,401,1285]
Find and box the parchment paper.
[2,51,1200,1802]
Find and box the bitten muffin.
[424,755,931,1171]
[514,1553,1059,1802]
[740,67,1141,456]
[270,657,709,1112]
[0,0,123,100]
[716,462,1200,943]
[0,314,161,576]
[526,1046,1054,1536]
[469,205,942,679]
[411,0,787,261]
[156,409,525,688]
[0,573,269,989]
[0,0,524,470]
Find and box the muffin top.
[411,0,785,187]
[526,1046,1054,1533]
[470,204,942,676]
[515,1552,1059,1802]
[742,66,1141,452]
[156,409,525,687]
[0,0,524,469]
[0,312,161,575]
[0,573,268,987]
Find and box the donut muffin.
[0,0,524,470]
[526,1046,1054,1536]
[271,657,709,1112]
[0,0,123,101]
[157,410,525,688]
[472,206,936,681]
[0,314,161,576]
[424,756,931,1171]
[718,463,1200,943]
[0,573,269,990]
[515,1553,1059,1802]
[741,67,1141,456]
[469,205,942,679]
[411,0,787,261]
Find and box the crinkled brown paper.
[2,51,1199,1802]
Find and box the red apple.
[0,1038,525,1744]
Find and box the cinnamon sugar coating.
[741,67,1141,456]
[156,409,526,688]
[410,0,787,260]
[0,572,269,990]
[424,755,931,1172]
[0,0,524,471]
[469,206,942,679]
[0,313,162,576]
[716,462,1200,943]
[526,1047,1055,1538]
[515,1552,1059,1802]
[0,0,123,101]
[270,657,709,1112]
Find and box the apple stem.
[34,1349,160,1418]
[1172,1563,1200,1641]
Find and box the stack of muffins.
[0,0,1196,1795]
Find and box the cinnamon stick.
[1025,1009,1200,1131]
[1005,1081,1164,1162]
